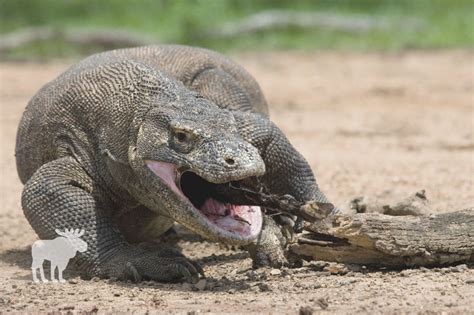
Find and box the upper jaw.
[186,163,265,184]
[189,139,266,184]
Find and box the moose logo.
[31,228,88,283]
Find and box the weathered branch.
[204,10,424,39]
[0,27,156,54]
[291,209,474,267]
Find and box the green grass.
[0,0,473,58]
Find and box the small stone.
[195,279,207,291]
[281,267,293,275]
[324,263,348,275]
[113,292,121,297]
[62,306,75,311]
[316,297,329,310]
[339,279,358,286]
[347,264,363,272]
[314,271,331,277]
[309,261,328,271]
[270,269,281,276]
[68,278,78,284]
[258,282,271,292]
[400,269,415,277]
[465,279,474,284]
[299,306,313,315]
[455,264,468,272]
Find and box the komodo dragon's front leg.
[22,157,203,283]
[232,112,334,267]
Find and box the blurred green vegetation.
[0,0,473,58]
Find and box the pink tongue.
[200,198,229,216]
[200,198,251,234]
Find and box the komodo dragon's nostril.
[224,158,235,166]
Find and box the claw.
[190,260,206,278]
[125,262,142,282]
[178,263,199,284]
[293,217,304,233]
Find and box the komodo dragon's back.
[72,45,269,114]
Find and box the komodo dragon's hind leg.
[21,156,203,283]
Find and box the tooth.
[233,215,250,226]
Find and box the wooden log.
[290,209,474,267]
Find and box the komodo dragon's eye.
[170,128,196,153]
[175,131,188,143]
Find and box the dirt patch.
[1,51,473,314]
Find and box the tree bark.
[290,209,474,267]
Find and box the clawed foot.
[244,215,292,269]
[101,244,204,283]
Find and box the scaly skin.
[16,45,332,282]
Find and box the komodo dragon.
[16,45,333,283]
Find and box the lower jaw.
[168,199,263,245]
[199,199,262,239]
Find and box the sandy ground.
[0,50,473,314]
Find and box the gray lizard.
[16,45,333,283]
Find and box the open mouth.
[145,160,263,239]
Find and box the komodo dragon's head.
[126,91,266,245]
